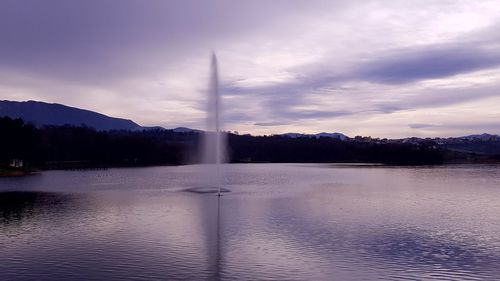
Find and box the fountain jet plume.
[202,52,226,196]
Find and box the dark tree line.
[1,117,445,170]
[0,117,38,165]
[228,134,444,165]
[0,117,187,168]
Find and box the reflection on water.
[1,164,500,280]
[0,191,70,226]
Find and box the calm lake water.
[1,164,500,281]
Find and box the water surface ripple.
[1,164,500,280]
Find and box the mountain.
[314,132,349,141]
[0,100,141,131]
[281,132,349,141]
[172,127,201,133]
[458,133,500,142]
[437,134,500,155]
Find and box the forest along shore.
[2,116,500,172]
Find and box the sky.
[1,0,500,138]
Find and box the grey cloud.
[404,121,500,136]
[408,123,437,129]
[374,105,409,114]
[0,0,203,83]
[2,0,500,137]
[441,121,500,132]
[258,109,355,126]
[284,110,353,119]
[226,21,500,95]
[390,84,500,112]
[222,23,500,126]
[0,0,349,85]
[254,121,289,126]
[355,44,500,84]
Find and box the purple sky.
[1,0,500,137]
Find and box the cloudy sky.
[1,0,500,138]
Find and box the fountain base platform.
[182,187,231,194]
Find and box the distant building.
[9,159,23,168]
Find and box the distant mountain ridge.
[458,133,500,141]
[0,100,142,131]
[172,127,202,133]
[1,100,498,145]
[281,132,349,140]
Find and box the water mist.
[201,53,226,195]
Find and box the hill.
[0,100,141,131]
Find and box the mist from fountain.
[201,53,227,195]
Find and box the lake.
[1,164,500,280]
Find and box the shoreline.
[0,168,35,177]
[3,161,500,177]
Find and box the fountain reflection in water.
[201,53,227,196]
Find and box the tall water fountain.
[202,53,226,196]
